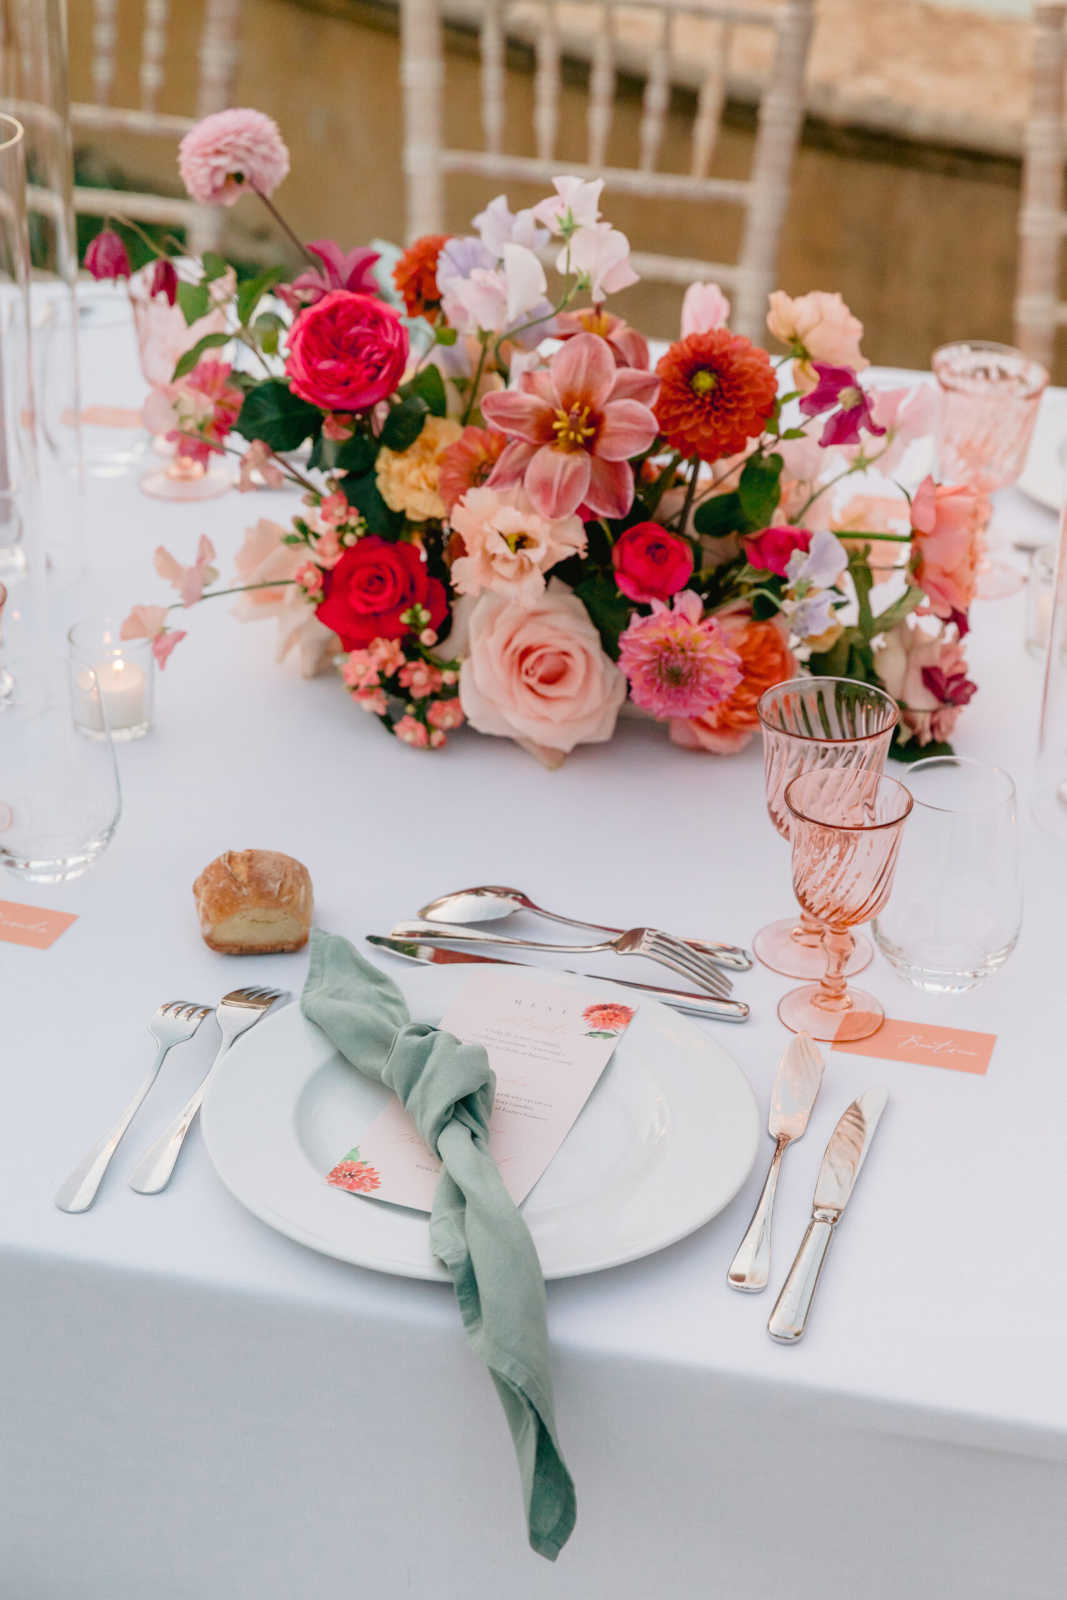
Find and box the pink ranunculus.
[276,241,382,312]
[285,290,409,412]
[910,474,987,627]
[766,290,867,392]
[743,525,813,577]
[876,620,976,747]
[178,107,290,206]
[612,522,694,603]
[617,590,743,720]
[459,579,626,764]
[681,282,731,336]
[481,333,658,521]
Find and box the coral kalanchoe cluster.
[106,110,982,760]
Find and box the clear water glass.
[873,757,1021,993]
[0,654,121,881]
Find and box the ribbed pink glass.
[754,677,899,980]
[932,340,1048,599]
[778,768,913,1043]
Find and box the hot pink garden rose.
[459,580,626,764]
[285,290,409,412]
[743,525,813,577]
[910,475,986,626]
[612,522,694,603]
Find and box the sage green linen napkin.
[302,930,576,1561]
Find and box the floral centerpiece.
[92,108,983,764]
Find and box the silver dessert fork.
[390,919,733,999]
[128,986,286,1195]
[55,1000,213,1213]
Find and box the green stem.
[461,333,490,427]
[251,185,319,268]
[673,455,701,534]
[791,437,895,523]
[165,579,296,614]
[492,283,577,366]
[832,529,914,543]
[642,452,682,517]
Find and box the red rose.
[743,525,813,577]
[285,289,408,412]
[315,536,447,650]
[612,522,694,604]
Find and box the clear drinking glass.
[873,757,1020,993]
[932,340,1048,600]
[0,653,121,881]
[755,677,900,980]
[779,768,913,1043]
[44,282,147,477]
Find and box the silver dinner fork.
[55,1001,213,1214]
[390,919,734,999]
[128,986,286,1195]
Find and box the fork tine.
[636,940,719,995]
[645,934,732,998]
[651,931,733,992]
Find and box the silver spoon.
[417,884,752,972]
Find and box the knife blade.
[767,1084,888,1343]
[365,935,750,1022]
[727,1033,825,1292]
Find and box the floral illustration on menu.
[326,1148,382,1194]
[582,1002,636,1039]
[87,108,980,766]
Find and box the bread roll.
[193,850,313,954]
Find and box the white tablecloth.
[4,377,1067,1599]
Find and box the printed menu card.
[327,972,637,1211]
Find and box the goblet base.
[976,559,1024,600]
[140,462,232,501]
[777,983,885,1043]
[753,917,873,980]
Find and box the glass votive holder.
[67,617,154,740]
[1027,542,1057,659]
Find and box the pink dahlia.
[482,332,658,521]
[178,108,290,207]
[618,590,743,719]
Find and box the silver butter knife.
[768,1085,889,1344]
[366,935,750,1022]
[727,1032,825,1292]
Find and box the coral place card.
[328,972,637,1211]
[0,901,78,950]
[833,1017,997,1075]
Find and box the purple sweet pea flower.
[276,240,381,312]
[798,362,887,449]
[83,228,131,281]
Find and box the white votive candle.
[95,655,148,730]
[68,618,154,740]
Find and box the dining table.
[3,349,1066,1600]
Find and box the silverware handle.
[55,1047,168,1213]
[561,969,749,1022]
[391,919,612,956]
[128,1045,229,1194]
[767,1215,835,1343]
[727,1137,787,1291]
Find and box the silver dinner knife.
[365,934,750,1022]
[727,1032,825,1292]
[767,1085,889,1344]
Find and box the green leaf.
[380,394,428,452]
[172,331,232,380]
[751,591,781,621]
[891,732,954,764]
[237,267,285,326]
[850,557,875,637]
[693,491,745,540]
[251,311,286,356]
[401,364,447,418]
[339,470,405,535]
[808,634,853,678]
[738,452,783,532]
[200,252,229,283]
[310,430,378,476]
[234,380,322,452]
[573,576,632,660]
[779,427,808,440]
[177,281,211,326]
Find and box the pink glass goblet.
[932,340,1048,600]
[754,676,900,980]
[139,442,233,502]
[778,767,913,1043]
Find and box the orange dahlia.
[394,233,450,322]
[438,425,508,514]
[655,330,777,463]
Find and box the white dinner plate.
[201,963,760,1281]
[1018,388,1067,512]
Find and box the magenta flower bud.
[148,257,178,305]
[83,228,132,282]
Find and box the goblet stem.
[817,928,854,1012]
[792,910,824,949]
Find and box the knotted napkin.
[302,930,576,1561]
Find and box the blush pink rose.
[285,290,409,412]
[743,525,813,576]
[910,475,987,626]
[875,621,977,747]
[612,522,694,603]
[459,580,626,764]
[766,290,867,393]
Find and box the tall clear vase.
[1034,501,1067,841]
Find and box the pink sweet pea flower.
[532,176,604,233]
[562,223,638,300]
[153,534,219,606]
[798,363,886,449]
[276,241,382,312]
[681,282,731,336]
[481,332,658,520]
[120,604,186,668]
[238,439,286,491]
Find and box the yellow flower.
[375,415,462,522]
